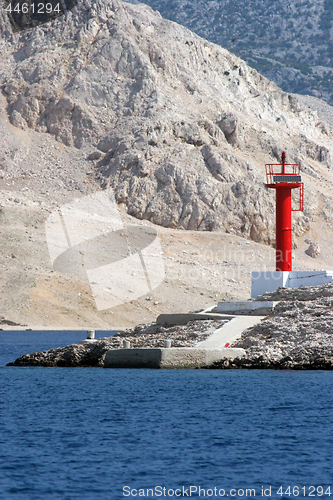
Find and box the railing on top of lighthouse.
[265,159,304,212]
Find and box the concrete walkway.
[196,316,265,349]
[104,309,266,368]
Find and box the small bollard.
[164,340,171,348]
[87,329,95,340]
[123,340,131,348]
[78,329,97,345]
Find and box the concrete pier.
[104,347,246,369]
[103,308,267,369]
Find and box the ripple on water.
[1,335,333,499]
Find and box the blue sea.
[1,331,333,500]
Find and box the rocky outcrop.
[1,0,332,244]
[211,281,333,369]
[305,241,320,258]
[7,339,115,367]
[209,353,333,370]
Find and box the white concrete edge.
[217,300,279,313]
[201,305,217,313]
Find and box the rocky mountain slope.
[128,0,333,105]
[1,0,333,328]
[1,0,333,240]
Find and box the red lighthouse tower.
[252,152,333,298]
[265,152,304,272]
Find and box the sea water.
[1,332,333,500]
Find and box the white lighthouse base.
[251,270,333,298]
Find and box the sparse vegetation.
[127,0,333,104]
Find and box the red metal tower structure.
[265,152,304,272]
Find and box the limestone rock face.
[1,0,333,243]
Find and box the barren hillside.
[0,0,333,329]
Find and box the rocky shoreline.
[7,319,227,367]
[209,354,333,370]
[7,281,333,369]
[222,282,333,370]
